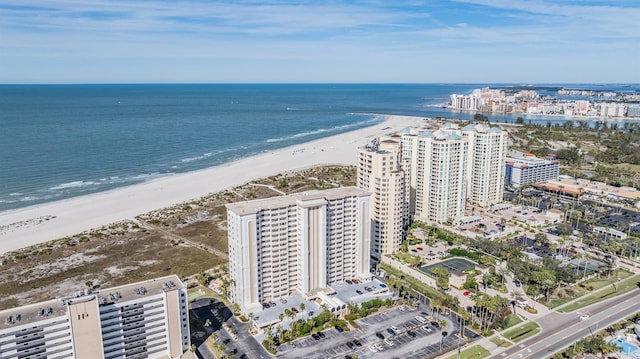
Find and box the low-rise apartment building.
[505,152,560,188]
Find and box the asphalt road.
[489,288,640,359]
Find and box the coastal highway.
[489,288,640,359]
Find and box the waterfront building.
[627,105,640,117]
[449,94,482,111]
[226,187,371,315]
[505,152,560,188]
[600,103,627,117]
[0,275,190,359]
[357,138,407,261]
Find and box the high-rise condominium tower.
[226,187,371,315]
[356,138,407,261]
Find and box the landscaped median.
[556,273,640,313]
[501,321,541,343]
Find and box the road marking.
[508,294,640,358]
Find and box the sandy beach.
[0,114,426,254]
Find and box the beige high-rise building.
[461,124,508,207]
[226,187,371,315]
[357,138,407,260]
[0,275,190,359]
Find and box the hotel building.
[226,187,371,315]
[0,275,190,359]
[505,152,560,188]
[357,138,407,261]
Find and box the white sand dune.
[0,114,427,254]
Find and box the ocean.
[0,83,636,212]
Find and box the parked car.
[346,342,355,349]
[356,289,363,295]
[353,339,362,346]
[335,325,344,333]
[463,290,471,296]
[375,332,385,340]
[415,315,427,323]
[407,330,417,338]
[422,325,432,333]
[292,307,298,313]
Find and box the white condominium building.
[0,275,190,359]
[461,124,508,207]
[401,123,508,223]
[357,138,407,260]
[226,187,371,315]
[408,126,469,223]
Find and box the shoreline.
[0,114,426,254]
[443,106,640,121]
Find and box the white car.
[390,325,399,334]
[422,325,432,333]
[368,345,378,353]
[415,315,427,323]
[398,305,406,312]
[580,314,590,321]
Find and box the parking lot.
[190,298,270,359]
[276,306,466,359]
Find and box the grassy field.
[504,315,523,329]
[550,269,634,308]
[446,345,490,359]
[502,322,540,343]
[557,274,640,313]
[580,269,634,291]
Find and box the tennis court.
[420,257,477,275]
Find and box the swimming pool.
[611,338,639,356]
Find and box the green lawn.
[504,315,523,329]
[446,345,490,359]
[490,337,512,348]
[580,269,634,291]
[557,274,640,313]
[502,322,541,342]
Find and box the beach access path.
[0,114,426,254]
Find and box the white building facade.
[226,187,372,315]
[505,153,560,188]
[461,124,508,207]
[0,275,190,359]
[401,123,507,224]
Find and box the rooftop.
[226,187,370,216]
[0,275,184,330]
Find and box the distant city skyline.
[1,0,639,84]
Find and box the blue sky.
[1,0,639,83]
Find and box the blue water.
[611,338,639,355]
[0,83,637,211]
